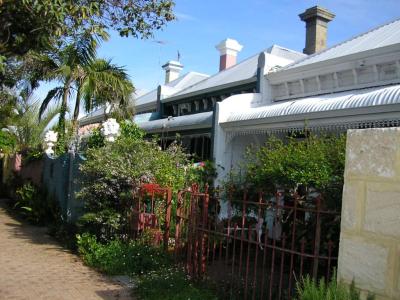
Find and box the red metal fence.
[131,183,341,299]
[173,185,340,300]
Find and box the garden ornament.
[44,130,58,156]
[101,118,120,142]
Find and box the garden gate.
[173,185,340,300]
[130,183,172,250]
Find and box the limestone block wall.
[338,128,400,300]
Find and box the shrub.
[244,134,346,191]
[14,182,59,224]
[86,127,105,149]
[0,130,16,153]
[76,232,170,276]
[226,134,346,211]
[296,274,375,300]
[78,123,199,241]
[136,267,218,300]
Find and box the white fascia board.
[268,44,400,84]
[162,77,257,104]
[143,123,212,134]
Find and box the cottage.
[214,7,400,182]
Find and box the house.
[213,7,400,182]
[135,41,305,160]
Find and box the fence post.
[65,151,75,221]
[163,188,172,251]
[312,196,322,279]
[200,190,209,276]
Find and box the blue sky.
[37,0,400,102]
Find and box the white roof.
[78,106,110,126]
[283,18,400,71]
[165,45,305,102]
[138,111,213,133]
[223,84,400,127]
[135,71,209,108]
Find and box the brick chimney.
[215,38,243,71]
[162,60,183,84]
[299,6,335,55]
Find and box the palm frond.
[39,87,63,120]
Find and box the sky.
[36,0,400,107]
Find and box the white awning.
[137,111,213,133]
[222,84,400,136]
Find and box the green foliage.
[119,120,145,141]
[190,160,217,188]
[296,274,375,300]
[22,147,43,165]
[86,127,105,149]
[136,267,217,300]
[14,183,60,224]
[243,134,346,190]
[78,131,193,240]
[227,134,346,209]
[77,209,123,243]
[76,233,170,276]
[0,130,16,154]
[13,98,60,152]
[0,0,175,59]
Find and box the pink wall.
[20,159,44,187]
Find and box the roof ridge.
[281,17,400,70]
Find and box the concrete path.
[0,199,133,300]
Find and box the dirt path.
[0,199,133,300]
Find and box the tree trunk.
[72,87,81,133]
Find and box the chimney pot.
[215,38,243,71]
[162,60,183,84]
[299,6,335,55]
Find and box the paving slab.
[0,199,133,300]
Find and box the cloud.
[175,12,197,21]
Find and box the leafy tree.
[0,0,175,59]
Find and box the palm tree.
[39,32,134,134]
[75,58,135,127]
[5,86,59,151]
[38,31,104,132]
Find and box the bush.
[78,122,199,241]
[244,134,346,190]
[0,130,16,154]
[14,182,59,224]
[226,134,346,211]
[76,233,170,276]
[86,127,105,149]
[296,274,375,300]
[136,267,217,300]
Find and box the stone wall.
[338,128,400,300]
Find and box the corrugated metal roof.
[135,72,209,108]
[133,112,160,123]
[283,18,400,70]
[78,106,109,126]
[168,45,305,101]
[225,84,400,123]
[138,111,213,133]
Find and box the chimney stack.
[299,6,335,55]
[215,38,243,71]
[162,60,183,84]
